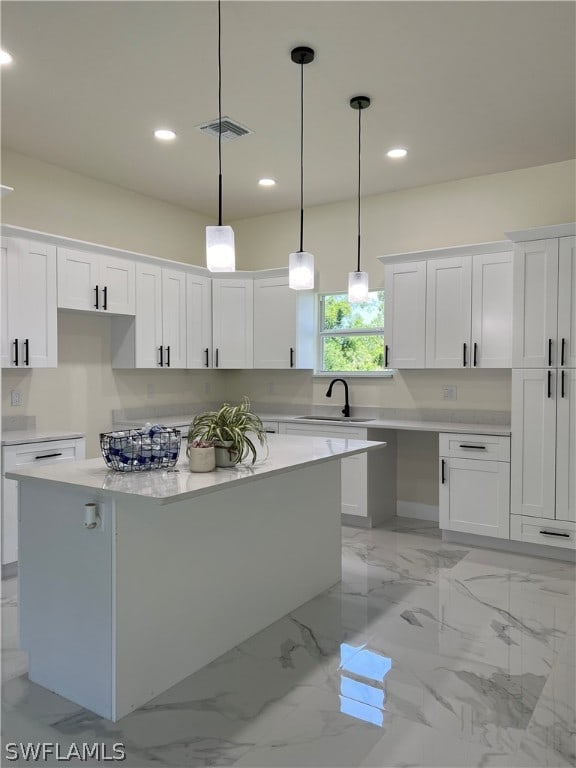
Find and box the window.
[318,291,387,374]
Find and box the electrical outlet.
[146,384,154,399]
[10,390,22,407]
[442,385,457,401]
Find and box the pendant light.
[288,46,315,291]
[206,0,235,272]
[348,96,371,303]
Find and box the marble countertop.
[1,429,86,446]
[6,434,386,505]
[113,413,510,436]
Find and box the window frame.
[315,291,393,378]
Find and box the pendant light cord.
[356,106,362,273]
[218,0,223,226]
[299,59,304,253]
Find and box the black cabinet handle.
[463,343,467,367]
[290,347,294,368]
[459,444,486,450]
[561,338,566,367]
[473,342,478,367]
[215,348,219,368]
[24,338,30,366]
[94,285,99,309]
[548,370,552,398]
[35,452,63,460]
[166,346,171,367]
[539,530,570,538]
[13,338,19,366]
[265,430,276,434]
[441,459,446,484]
[102,285,108,311]
[548,338,553,366]
[385,345,389,368]
[562,370,566,398]
[159,346,164,367]
[204,348,209,367]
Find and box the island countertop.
[6,434,386,505]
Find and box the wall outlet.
[442,385,457,401]
[10,390,22,407]
[146,384,154,399]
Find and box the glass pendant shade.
[348,271,369,303]
[289,251,315,290]
[206,225,235,272]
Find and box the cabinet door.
[512,239,559,367]
[384,261,426,368]
[161,269,187,369]
[439,457,510,538]
[471,252,513,368]
[425,257,472,368]
[57,248,100,311]
[135,263,163,368]
[557,236,576,369]
[1,241,11,367]
[212,279,253,369]
[556,369,576,523]
[253,277,296,369]
[186,273,213,369]
[100,256,135,315]
[511,369,556,518]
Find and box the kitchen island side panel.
[18,483,115,719]
[114,460,341,720]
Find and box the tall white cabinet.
[1,237,58,368]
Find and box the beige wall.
[1,149,212,264]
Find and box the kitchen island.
[7,434,385,721]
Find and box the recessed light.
[258,178,276,187]
[0,50,13,66]
[387,148,408,159]
[154,129,176,141]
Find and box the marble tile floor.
[2,517,575,768]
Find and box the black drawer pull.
[13,338,19,366]
[441,459,446,484]
[290,347,294,368]
[265,430,276,434]
[94,285,99,309]
[539,530,570,538]
[459,444,486,450]
[35,452,63,460]
[548,338,553,366]
[463,342,467,367]
[24,338,30,366]
[204,348,209,367]
[385,345,389,368]
[102,285,108,311]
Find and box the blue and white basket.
[100,425,181,472]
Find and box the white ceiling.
[1,1,574,220]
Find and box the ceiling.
[1,1,574,220]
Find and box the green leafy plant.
[187,397,267,465]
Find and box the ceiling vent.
[196,116,253,142]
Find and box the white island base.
[17,454,350,721]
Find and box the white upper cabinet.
[558,236,576,369]
[253,276,315,369]
[58,248,135,315]
[471,252,513,368]
[512,239,559,367]
[161,269,187,369]
[1,237,57,368]
[186,273,213,369]
[212,279,253,369]
[384,261,426,368]
[426,257,472,368]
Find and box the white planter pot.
[187,446,216,473]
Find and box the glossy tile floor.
[2,518,575,767]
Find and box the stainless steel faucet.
[325,378,350,418]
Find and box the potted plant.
[186,439,216,473]
[188,397,267,467]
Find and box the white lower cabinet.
[439,433,511,539]
[278,422,395,525]
[1,437,86,566]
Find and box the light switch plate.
[10,390,22,407]
[442,385,457,401]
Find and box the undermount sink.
[296,416,375,423]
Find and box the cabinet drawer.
[510,515,576,550]
[439,433,510,461]
[261,421,279,434]
[3,439,85,472]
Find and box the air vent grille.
[196,117,253,142]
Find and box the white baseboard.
[396,501,439,522]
